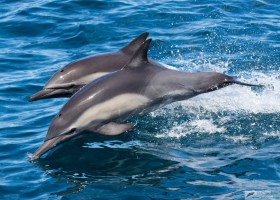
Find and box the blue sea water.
[1,0,280,199]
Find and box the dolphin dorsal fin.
[122,39,152,69]
[121,32,149,54]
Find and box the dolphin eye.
[58,114,62,117]
[60,69,64,72]
[65,128,76,135]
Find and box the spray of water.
[155,60,280,140]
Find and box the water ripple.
[1,0,280,199]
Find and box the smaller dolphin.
[28,32,150,102]
[30,39,261,161]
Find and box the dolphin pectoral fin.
[94,122,135,136]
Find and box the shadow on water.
[34,134,181,197]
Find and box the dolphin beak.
[29,136,67,162]
[28,89,57,102]
[29,137,58,161]
[29,129,77,161]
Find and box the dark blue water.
[1,0,280,199]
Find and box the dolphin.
[30,39,261,161]
[28,32,150,102]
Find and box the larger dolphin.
[30,39,261,161]
[28,32,150,102]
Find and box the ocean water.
[1,0,280,199]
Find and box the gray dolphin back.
[28,32,150,102]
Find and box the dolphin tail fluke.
[229,80,264,88]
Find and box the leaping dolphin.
[28,32,150,102]
[30,39,261,161]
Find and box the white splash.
[263,131,280,139]
[182,71,280,114]
[156,119,226,138]
[151,59,280,139]
[159,58,280,114]
[223,135,251,144]
[83,140,142,149]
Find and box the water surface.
[1,0,280,199]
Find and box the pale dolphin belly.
[71,93,151,131]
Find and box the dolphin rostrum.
[28,32,150,102]
[30,39,261,161]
